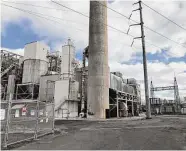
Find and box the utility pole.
[139,0,151,119]
[129,0,151,119]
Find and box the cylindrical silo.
[22,59,48,83]
[88,1,109,119]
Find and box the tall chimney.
[88,1,109,119]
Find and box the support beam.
[6,75,15,100]
[116,91,119,118]
[132,101,134,116]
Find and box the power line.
[51,1,182,68]
[3,1,178,51]
[143,26,186,48]
[142,1,186,31]
[51,0,136,39]
[95,1,182,61]
[2,2,181,65]
[1,0,68,11]
[50,1,159,50]
[1,1,90,27]
[1,3,138,51]
[2,1,178,56]
[1,3,85,33]
[49,1,184,53]
[97,1,186,49]
[1,1,130,33]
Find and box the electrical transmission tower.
[150,77,181,113]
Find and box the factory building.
[1,39,141,119]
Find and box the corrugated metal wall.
[110,73,135,94]
[75,69,139,99]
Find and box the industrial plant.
[1,39,141,119]
[1,0,186,149]
[1,1,184,121]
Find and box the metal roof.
[11,104,25,109]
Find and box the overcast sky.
[1,0,186,102]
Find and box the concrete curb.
[55,116,146,122]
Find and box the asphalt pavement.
[14,115,186,150]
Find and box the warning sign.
[22,107,27,112]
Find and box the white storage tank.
[22,41,49,83]
[22,59,48,83]
[61,39,75,79]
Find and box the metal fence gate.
[1,94,55,148]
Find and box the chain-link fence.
[37,103,54,135]
[1,101,8,146]
[1,94,54,149]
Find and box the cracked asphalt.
[14,115,186,150]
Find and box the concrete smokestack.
[88,1,109,119]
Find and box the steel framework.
[109,88,139,118]
[16,83,39,100]
[81,46,88,116]
[150,77,181,112]
[47,52,61,73]
[1,50,23,95]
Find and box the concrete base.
[55,101,79,119]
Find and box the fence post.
[4,93,13,148]
[34,99,39,139]
[52,81,55,133]
[52,102,55,133]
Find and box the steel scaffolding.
[16,83,39,100]
[81,46,88,116]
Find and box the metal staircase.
[55,99,66,111]
[55,99,70,119]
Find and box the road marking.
[127,125,181,129]
[158,116,186,120]
[80,125,181,131]
[57,142,74,148]
[80,127,121,131]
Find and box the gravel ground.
[1,118,53,149]
[12,115,186,150]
